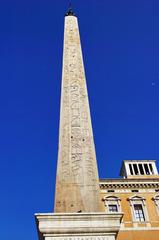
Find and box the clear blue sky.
[1,0,159,239]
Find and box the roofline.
[120,159,156,176]
[122,159,156,163]
[99,178,159,182]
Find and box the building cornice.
[99,178,159,190]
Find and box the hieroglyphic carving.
[55,15,100,212]
[62,15,98,186]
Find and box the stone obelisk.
[54,7,100,213]
[35,7,123,240]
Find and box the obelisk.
[35,7,123,240]
[54,6,101,213]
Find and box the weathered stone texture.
[54,15,101,213]
[35,212,122,240]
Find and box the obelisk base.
[35,212,123,240]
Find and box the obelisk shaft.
[54,14,100,213]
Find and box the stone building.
[35,6,159,240]
[100,160,159,239]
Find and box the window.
[139,164,144,175]
[144,164,150,175]
[103,196,121,213]
[129,164,133,175]
[128,195,149,223]
[107,190,115,193]
[149,164,154,174]
[133,164,139,175]
[134,204,145,222]
[132,190,139,193]
[152,195,159,215]
[108,204,118,212]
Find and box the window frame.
[152,195,159,216]
[103,196,121,213]
[133,204,145,222]
[108,204,118,213]
[128,195,149,223]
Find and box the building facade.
[100,160,159,239]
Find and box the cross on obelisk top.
[65,2,76,16]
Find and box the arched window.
[102,196,121,213]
